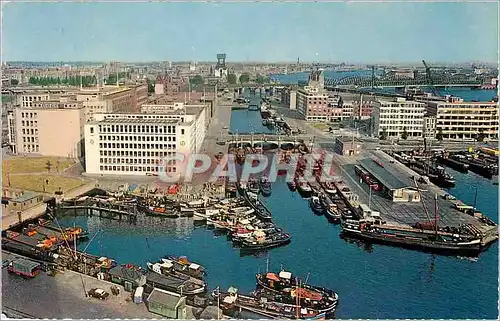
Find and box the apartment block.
[426,100,499,140]
[84,103,208,176]
[372,98,426,139]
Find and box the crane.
[422,60,440,96]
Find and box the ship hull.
[341,227,482,255]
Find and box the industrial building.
[359,158,421,203]
[84,103,209,176]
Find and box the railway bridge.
[224,134,317,149]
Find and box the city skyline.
[2,1,499,63]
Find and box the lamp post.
[368,184,378,209]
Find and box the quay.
[329,149,498,250]
[56,200,138,223]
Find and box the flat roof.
[12,191,40,203]
[147,288,184,307]
[95,118,180,125]
[359,158,409,190]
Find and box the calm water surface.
[58,84,498,318]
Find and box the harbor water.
[58,79,498,319]
[59,170,498,319]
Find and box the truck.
[8,258,41,278]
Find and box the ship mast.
[434,194,439,235]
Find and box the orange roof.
[292,288,323,301]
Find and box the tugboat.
[309,196,324,214]
[259,177,272,197]
[320,195,341,223]
[321,181,337,196]
[255,271,339,318]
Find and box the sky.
[1,1,498,63]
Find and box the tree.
[190,75,204,86]
[239,73,250,83]
[227,74,237,85]
[10,79,19,86]
[401,127,408,140]
[148,83,155,93]
[256,74,268,84]
[436,129,444,141]
[380,128,388,140]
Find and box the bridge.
[324,73,483,88]
[209,134,322,149]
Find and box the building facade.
[426,100,499,140]
[423,116,437,140]
[372,98,426,139]
[281,88,297,110]
[84,103,208,176]
[8,100,85,157]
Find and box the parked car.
[88,288,110,300]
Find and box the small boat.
[287,181,297,191]
[214,287,332,319]
[163,256,207,279]
[255,271,339,318]
[244,192,273,221]
[341,208,355,220]
[309,196,324,214]
[240,230,291,251]
[321,181,337,195]
[140,204,180,218]
[259,177,272,197]
[320,195,341,223]
[146,262,207,295]
[296,180,312,198]
[248,180,260,195]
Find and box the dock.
[329,149,498,248]
[55,199,138,223]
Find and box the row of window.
[99,150,176,157]
[99,165,177,173]
[23,144,39,152]
[95,124,182,134]
[98,135,177,142]
[99,143,177,149]
[23,136,38,143]
[21,120,38,127]
[22,128,38,135]
[21,112,38,118]
[100,158,177,165]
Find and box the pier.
[56,199,138,223]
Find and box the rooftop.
[96,118,180,125]
[147,288,184,307]
[11,191,41,203]
[359,158,410,190]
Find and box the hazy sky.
[2,1,498,63]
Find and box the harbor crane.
[422,60,440,96]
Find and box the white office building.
[84,103,208,176]
[372,98,426,139]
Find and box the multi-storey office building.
[426,100,499,140]
[372,98,426,139]
[84,103,208,176]
[7,99,85,157]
